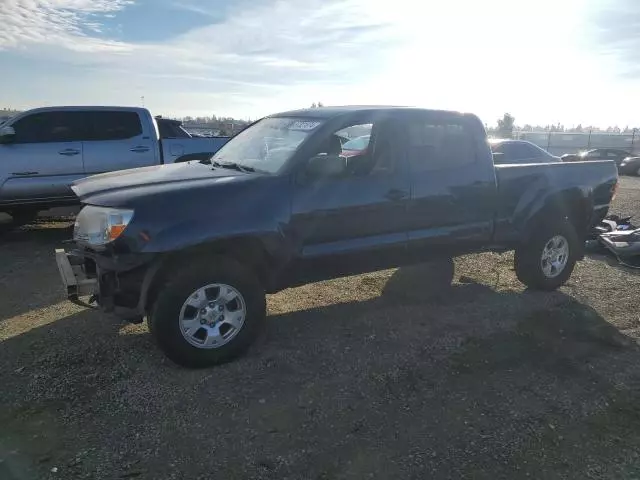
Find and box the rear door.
[82,110,158,175]
[404,111,496,253]
[0,111,87,204]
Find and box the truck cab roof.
[16,106,150,114]
[271,106,481,121]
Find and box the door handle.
[11,171,38,176]
[385,189,408,201]
[130,146,151,153]
[59,149,80,156]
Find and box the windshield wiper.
[211,161,256,173]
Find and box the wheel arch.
[140,236,279,314]
[518,188,593,249]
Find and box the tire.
[148,256,266,368]
[10,209,39,226]
[636,167,640,177]
[514,219,579,291]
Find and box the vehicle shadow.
[0,222,74,322]
[2,262,640,478]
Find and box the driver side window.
[12,112,88,144]
[310,122,395,177]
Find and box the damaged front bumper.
[55,249,99,307]
[54,247,158,323]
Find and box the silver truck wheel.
[515,219,579,291]
[149,256,266,368]
[179,283,246,349]
[540,235,569,278]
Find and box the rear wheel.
[514,219,579,291]
[635,167,640,177]
[148,256,266,368]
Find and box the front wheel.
[148,256,266,368]
[514,220,579,291]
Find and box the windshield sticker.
[289,121,321,131]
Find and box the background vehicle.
[618,156,640,176]
[56,106,618,368]
[490,139,561,164]
[0,106,229,224]
[341,134,371,157]
[562,148,630,166]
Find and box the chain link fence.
[512,130,639,156]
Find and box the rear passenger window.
[88,112,142,141]
[408,119,476,170]
[12,112,88,144]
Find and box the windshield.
[210,117,324,173]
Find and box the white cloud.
[1,0,400,116]
[0,0,133,51]
[0,0,638,126]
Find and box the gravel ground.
[2,178,640,479]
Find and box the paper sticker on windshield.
[290,121,321,131]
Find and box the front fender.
[141,216,290,260]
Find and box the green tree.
[497,113,515,139]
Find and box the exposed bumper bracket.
[55,248,98,300]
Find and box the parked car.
[618,157,640,176]
[341,134,371,157]
[489,139,561,164]
[562,148,631,166]
[0,107,229,225]
[55,106,618,367]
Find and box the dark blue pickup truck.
[55,106,618,367]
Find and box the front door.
[0,111,87,204]
[289,116,410,282]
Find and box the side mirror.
[0,126,16,144]
[306,154,347,178]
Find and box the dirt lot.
[2,178,640,479]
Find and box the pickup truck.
[54,106,618,368]
[0,106,229,225]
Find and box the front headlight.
[74,206,134,248]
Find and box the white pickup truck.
[0,106,229,224]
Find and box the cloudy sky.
[0,0,637,126]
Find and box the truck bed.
[494,160,618,242]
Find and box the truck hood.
[72,162,246,202]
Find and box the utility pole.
[141,96,145,107]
